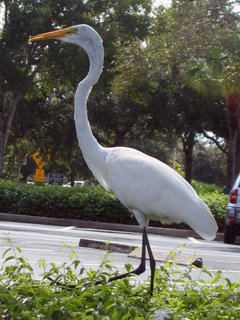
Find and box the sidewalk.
[0,212,223,241]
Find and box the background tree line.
[0,0,239,188]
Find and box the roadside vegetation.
[0,240,240,319]
[0,179,228,231]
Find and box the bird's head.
[29,24,102,54]
[29,24,104,84]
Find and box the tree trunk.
[114,133,125,146]
[0,98,19,177]
[225,94,240,188]
[181,130,195,183]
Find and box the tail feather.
[186,198,218,240]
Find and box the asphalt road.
[0,221,240,284]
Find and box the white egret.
[29,25,218,295]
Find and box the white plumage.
[104,146,217,240]
[29,24,218,294]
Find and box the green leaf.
[69,251,76,260]
[15,246,22,254]
[2,248,11,259]
[38,258,46,269]
[3,255,16,263]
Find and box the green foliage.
[0,179,227,230]
[169,160,185,177]
[192,180,223,194]
[1,242,240,319]
[0,180,133,224]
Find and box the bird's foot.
[47,277,79,290]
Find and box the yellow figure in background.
[32,150,50,183]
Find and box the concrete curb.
[79,239,136,253]
[0,212,223,241]
[78,239,203,268]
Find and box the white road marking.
[57,226,76,231]
[215,259,240,264]
[22,248,54,252]
[209,269,240,274]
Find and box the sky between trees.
[155,0,171,7]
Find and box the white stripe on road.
[57,226,76,231]
[22,248,54,252]
[215,259,240,264]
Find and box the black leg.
[107,227,155,296]
[107,228,146,283]
[143,228,156,295]
[49,228,155,294]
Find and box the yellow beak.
[29,27,76,42]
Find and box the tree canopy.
[1,0,239,186]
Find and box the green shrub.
[0,179,227,230]
[1,242,240,319]
[192,180,223,194]
[0,180,133,223]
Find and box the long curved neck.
[74,36,106,181]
